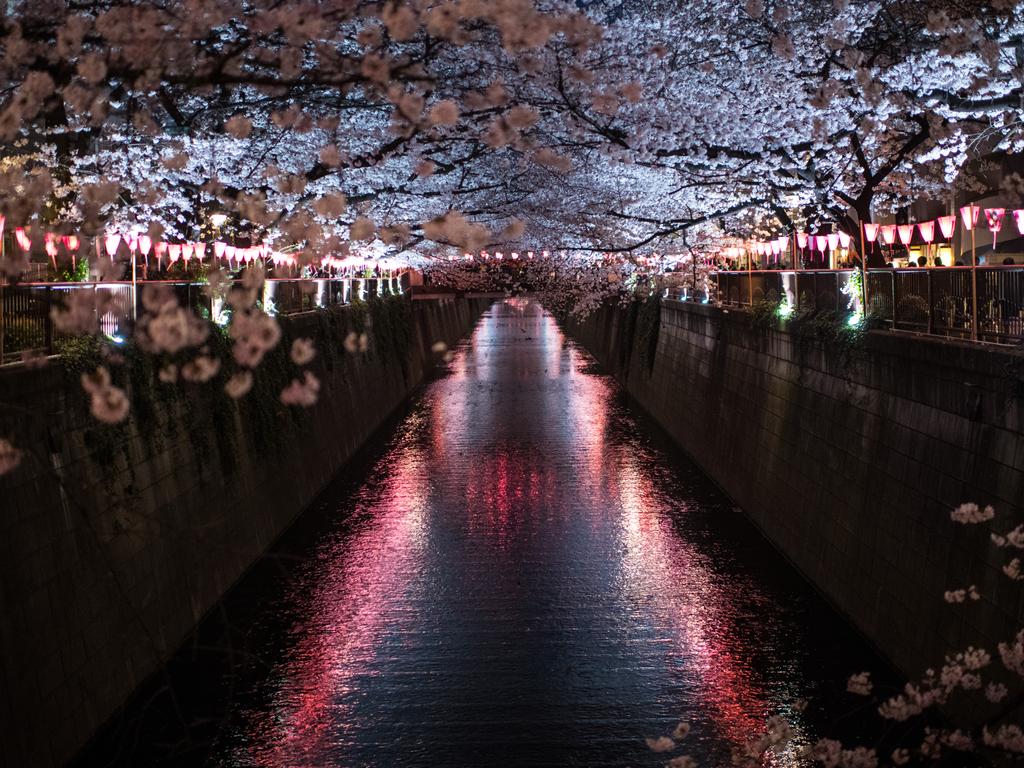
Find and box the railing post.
[44,286,54,354]
[971,227,978,341]
[927,269,934,335]
[891,270,899,330]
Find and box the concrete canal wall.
[0,296,488,768]
[567,298,1024,680]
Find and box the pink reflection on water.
[226,300,808,766]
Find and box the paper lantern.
[815,235,827,252]
[827,233,840,251]
[44,233,58,268]
[897,224,914,246]
[214,241,226,260]
[168,243,182,262]
[938,215,956,239]
[838,231,852,249]
[918,221,935,243]
[985,208,1006,249]
[880,225,897,245]
[62,235,79,252]
[985,208,1006,233]
[14,227,31,251]
[104,233,121,258]
[1014,209,1024,236]
[137,235,152,256]
[864,223,880,243]
[797,232,809,249]
[194,242,206,261]
[960,204,981,231]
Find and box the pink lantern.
[154,241,167,266]
[864,223,880,243]
[225,245,237,262]
[63,234,80,269]
[771,240,783,256]
[214,241,226,260]
[880,225,897,245]
[815,235,827,252]
[918,221,935,243]
[797,232,809,249]
[14,227,31,251]
[0,214,5,239]
[938,215,956,239]
[126,234,138,252]
[104,233,121,258]
[838,231,851,249]
[137,235,152,256]
[897,224,914,246]
[985,208,1006,249]
[960,204,980,231]
[44,232,58,269]
[1014,209,1024,236]
[827,233,840,251]
[168,243,182,262]
[194,242,206,261]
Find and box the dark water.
[79,299,891,767]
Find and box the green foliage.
[56,258,90,283]
[750,297,783,331]
[788,307,866,369]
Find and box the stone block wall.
[0,296,487,768]
[568,299,1024,681]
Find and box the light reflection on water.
[213,299,877,767]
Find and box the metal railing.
[0,275,407,364]
[705,267,1024,344]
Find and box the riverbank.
[564,297,1024,681]
[0,295,489,768]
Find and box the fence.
[0,276,406,364]
[707,266,1024,344]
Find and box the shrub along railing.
[694,267,1024,345]
[0,275,407,364]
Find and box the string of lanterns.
[721,206,1024,266]
[0,219,409,277]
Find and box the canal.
[79,299,890,767]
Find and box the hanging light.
[917,221,935,244]
[936,216,955,240]
[827,233,840,251]
[137,235,152,256]
[897,224,914,246]
[214,241,226,260]
[960,204,981,231]
[44,232,58,269]
[168,243,182,262]
[104,233,121,258]
[815,235,827,251]
[194,242,207,261]
[985,208,1006,249]
[15,227,31,251]
[63,234,80,270]
[796,232,809,249]
[838,231,852,249]
[880,225,897,245]
[864,223,880,243]
[1014,210,1024,236]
